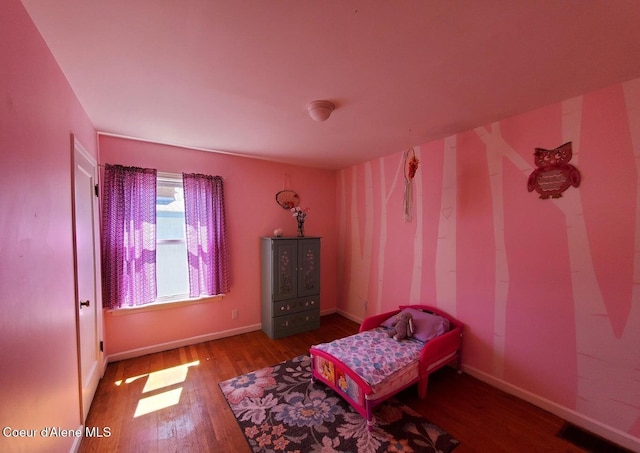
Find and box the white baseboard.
[463,364,640,452]
[335,308,363,324]
[106,323,262,362]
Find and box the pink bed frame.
[310,304,463,429]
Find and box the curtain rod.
[98,164,225,180]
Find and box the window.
[156,174,189,301]
[101,165,230,310]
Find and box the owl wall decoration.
[527,142,581,199]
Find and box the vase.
[297,219,305,237]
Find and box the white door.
[72,136,103,422]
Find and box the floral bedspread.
[312,327,424,387]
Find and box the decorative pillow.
[381,308,450,342]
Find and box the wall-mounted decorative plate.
[275,190,300,209]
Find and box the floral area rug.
[219,355,459,453]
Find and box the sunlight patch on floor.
[142,360,200,393]
[114,360,200,387]
[134,388,183,417]
[112,360,200,417]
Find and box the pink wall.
[337,79,640,448]
[99,136,337,357]
[0,1,98,452]
[4,0,637,449]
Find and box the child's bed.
[310,304,463,429]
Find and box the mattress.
[311,327,424,400]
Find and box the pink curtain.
[183,173,230,297]
[101,164,157,309]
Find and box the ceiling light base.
[307,100,335,122]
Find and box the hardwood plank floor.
[80,314,590,452]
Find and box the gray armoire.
[260,237,320,339]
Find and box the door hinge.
[99,340,103,352]
[94,183,99,197]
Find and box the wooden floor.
[80,314,588,453]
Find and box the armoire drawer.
[273,296,319,317]
[271,309,320,339]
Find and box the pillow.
[381,308,450,342]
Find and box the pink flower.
[220,367,276,404]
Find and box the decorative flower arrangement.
[291,207,310,237]
[291,206,310,221]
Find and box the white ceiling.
[21,0,640,169]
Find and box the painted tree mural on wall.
[341,164,374,317]
[375,154,404,314]
[435,137,458,317]
[474,122,527,378]
[338,78,640,444]
[475,95,639,432]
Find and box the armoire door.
[297,238,320,298]
[272,239,298,301]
